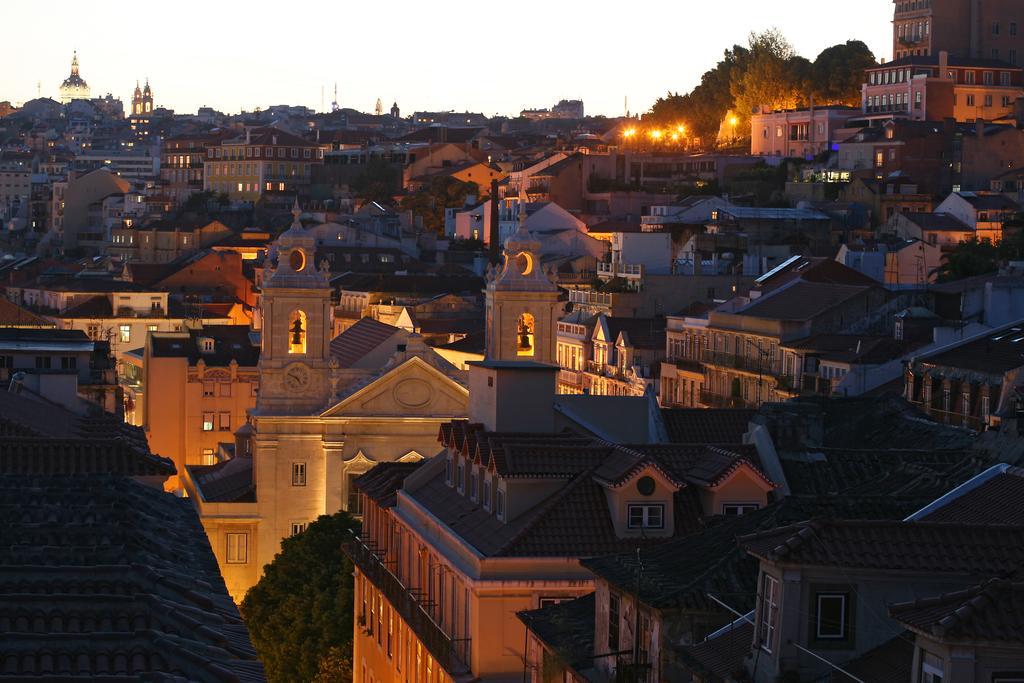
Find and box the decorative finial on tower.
[291,199,302,226]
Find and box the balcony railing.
[907,400,986,431]
[597,262,644,279]
[559,369,583,386]
[700,349,779,376]
[343,535,470,675]
[699,390,757,409]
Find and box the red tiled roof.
[890,578,1024,644]
[330,317,401,368]
[0,297,53,327]
[740,519,1024,573]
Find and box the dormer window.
[627,503,664,529]
[469,469,478,502]
[482,475,492,510]
[496,489,506,521]
[456,462,465,493]
[445,456,454,486]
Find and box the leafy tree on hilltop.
[811,40,878,105]
[240,512,360,683]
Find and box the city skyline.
[2,0,893,117]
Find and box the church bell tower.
[256,201,334,414]
[484,196,562,364]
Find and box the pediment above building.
[321,356,469,419]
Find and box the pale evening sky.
[1,0,894,117]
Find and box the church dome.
[59,52,90,104]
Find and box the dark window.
[35,356,51,369]
[347,472,364,514]
[608,592,621,650]
[816,593,848,639]
[61,356,77,370]
[722,503,759,516]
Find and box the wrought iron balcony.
[343,535,470,676]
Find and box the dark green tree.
[811,40,877,105]
[240,512,360,683]
[936,238,1001,282]
[400,176,478,234]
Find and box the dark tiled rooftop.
[661,408,755,444]
[890,578,1024,644]
[188,456,255,503]
[353,461,424,508]
[0,472,263,681]
[150,325,260,367]
[516,593,595,675]
[920,467,1024,525]
[740,519,1024,573]
[675,622,754,682]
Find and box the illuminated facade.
[58,52,90,104]
[203,127,326,202]
[893,0,1024,62]
[483,202,562,364]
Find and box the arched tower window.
[288,310,307,354]
[517,313,535,357]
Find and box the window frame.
[815,593,848,639]
[225,532,249,564]
[292,461,307,486]
[759,573,780,653]
[627,503,665,529]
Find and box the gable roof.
[890,578,1024,645]
[900,212,972,232]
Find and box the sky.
[1,0,894,117]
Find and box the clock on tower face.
[283,363,311,392]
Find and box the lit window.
[119,324,131,343]
[226,532,248,563]
[627,503,665,529]
[201,448,216,465]
[202,412,214,431]
[292,462,307,486]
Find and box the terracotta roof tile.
[353,461,424,508]
[516,594,595,674]
[0,297,54,327]
[330,317,401,368]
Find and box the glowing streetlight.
[649,129,663,141]
[729,116,739,127]
[676,124,686,134]
[622,127,637,139]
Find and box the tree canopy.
[399,176,479,234]
[648,30,875,146]
[240,512,360,683]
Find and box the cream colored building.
[183,205,469,601]
[483,206,563,365]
